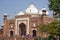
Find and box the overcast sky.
[0,0,53,27]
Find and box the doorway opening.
[10,31,13,37]
[32,30,36,37]
[19,23,26,36]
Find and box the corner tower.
[41,8,48,25]
[3,13,8,37]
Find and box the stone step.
[2,37,34,40]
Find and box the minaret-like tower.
[41,8,48,25]
[3,13,7,37]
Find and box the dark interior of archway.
[10,31,13,37]
[19,23,26,36]
[33,30,36,37]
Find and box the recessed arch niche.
[32,30,37,37]
[19,23,26,36]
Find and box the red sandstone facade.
[0,4,54,40]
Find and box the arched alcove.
[32,30,36,37]
[19,23,26,36]
[10,31,13,37]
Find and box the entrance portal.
[19,23,26,36]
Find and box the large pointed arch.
[19,23,26,36]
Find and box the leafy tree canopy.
[49,0,60,18]
[47,21,60,35]
[39,24,47,32]
[39,21,60,36]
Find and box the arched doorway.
[32,30,36,37]
[19,23,26,36]
[10,31,13,37]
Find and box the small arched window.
[10,31,13,37]
[32,30,36,37]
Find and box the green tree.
[48,21,60,35]
[49,0,60,18]
[47,21,58,35]
[47,21,60,40]
[39,21,60,40]
[39,24,47,32]
[39,24,47,40]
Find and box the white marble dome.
[25,4,38,14]
[41,8,46,10]
[17,11,25,15]
[4,12,7,15]
[39,8,49,15]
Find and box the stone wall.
[3,37,34,40]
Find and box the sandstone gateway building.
[0,4,54,40]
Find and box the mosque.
[0,4,54,40]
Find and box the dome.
[25,4,38,14]
[39,8,49,15]
[17,11,24,15]
[41,8,46,10]
[4,12,7,15]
